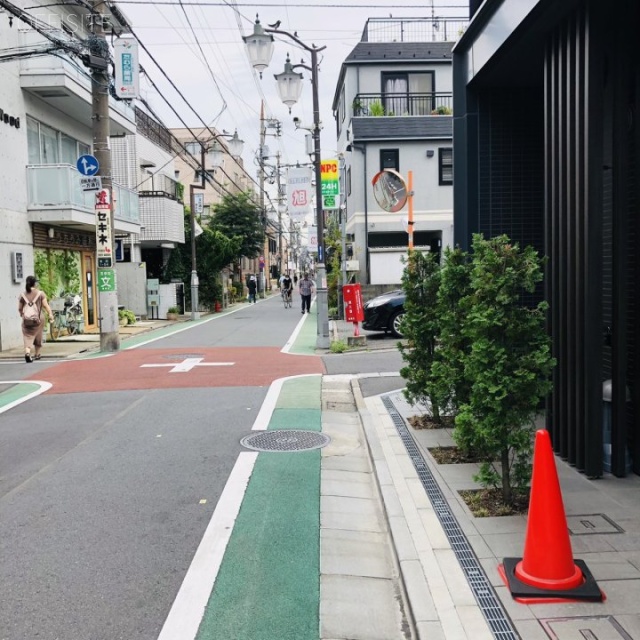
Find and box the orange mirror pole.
[407,170,414,250]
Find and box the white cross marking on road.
[141,357,235,373]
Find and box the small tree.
[453,234,555,505]
[431,246,473,415]
[398,251,446,422]
[164,209,240,310]
[210,192,264,261]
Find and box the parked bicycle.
[50,293,83,340]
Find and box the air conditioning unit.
[11,251,24,283]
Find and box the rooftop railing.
[361,17,468,43]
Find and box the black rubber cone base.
[500,557,605,603]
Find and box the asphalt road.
[0,295,404,640]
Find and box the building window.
[185,141,201,156]
[380,149,399,172]
[382,71,434,115]
[439,148,453,185]
[26,116,89,165]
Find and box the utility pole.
[276,152,284,275]
[259,100,267,296]
[91,1,119,352]
[189,145,206,320]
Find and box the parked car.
[362,290,406,338]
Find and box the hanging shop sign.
[287,167,313,220]
[114,38,140,99]
[321,158,340,210]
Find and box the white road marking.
[156,451,258,640]
[251,373,321,430]
[0,381,52,414]
[140,358,234,372]
[281,296,316,354]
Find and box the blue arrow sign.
[77,154,99,176]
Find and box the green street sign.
[323,195,338,210]
[97,268,117,292]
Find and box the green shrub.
[118,309,136,325]
[452,234,555,505]
[330,340,348,354]
[167,306,181,314]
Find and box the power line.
[109,1,469,6]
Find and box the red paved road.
[29,348,325,394]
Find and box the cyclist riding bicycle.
[281,273,293,304]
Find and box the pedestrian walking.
[299,273,315,314]
[247,275,258,304]
[18,275,54,363]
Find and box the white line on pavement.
[140,358,235,372]
[0,381,52,414]
[251,373,320,430]
[157,451,258,640]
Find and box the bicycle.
[281,288,292,309]
[49,294,82,340]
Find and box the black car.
[362,290,406,338]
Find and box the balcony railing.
[27,164,139,224]
[138,174,182,202]
[352,93,453,117]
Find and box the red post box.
[343,284,364,336]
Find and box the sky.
[117,0,469,193]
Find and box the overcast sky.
[119,0,469,188]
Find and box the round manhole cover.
[240,430,331,452]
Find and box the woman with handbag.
[18,275,54,363]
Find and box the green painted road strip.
[196,375,322,640]
[0,381,52,414]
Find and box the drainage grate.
[381,395,519,640]
[241,430,331,452]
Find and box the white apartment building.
[332,17,465,285]
[0,3,139,349]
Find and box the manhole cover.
[540,615,633,639]
[162,353,204,361]
[241,430,331,452]
[567,514,624,535]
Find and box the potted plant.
[166,306,181,321]
[369,100,385,116]
[118,308,136,326]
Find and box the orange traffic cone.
[499,429,605,603]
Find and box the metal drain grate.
[381,395,519,640]
[241,430,331,452]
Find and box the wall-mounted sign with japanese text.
[308,225,318,252]
[95,188,113,268]
[114,38,139,99]
[287,167,312,221]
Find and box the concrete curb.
[352,379,494,640]
[350,377,418,640]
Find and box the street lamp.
[243,16,329,348]
[189,131,244,321]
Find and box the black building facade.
[453,0,640,478]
